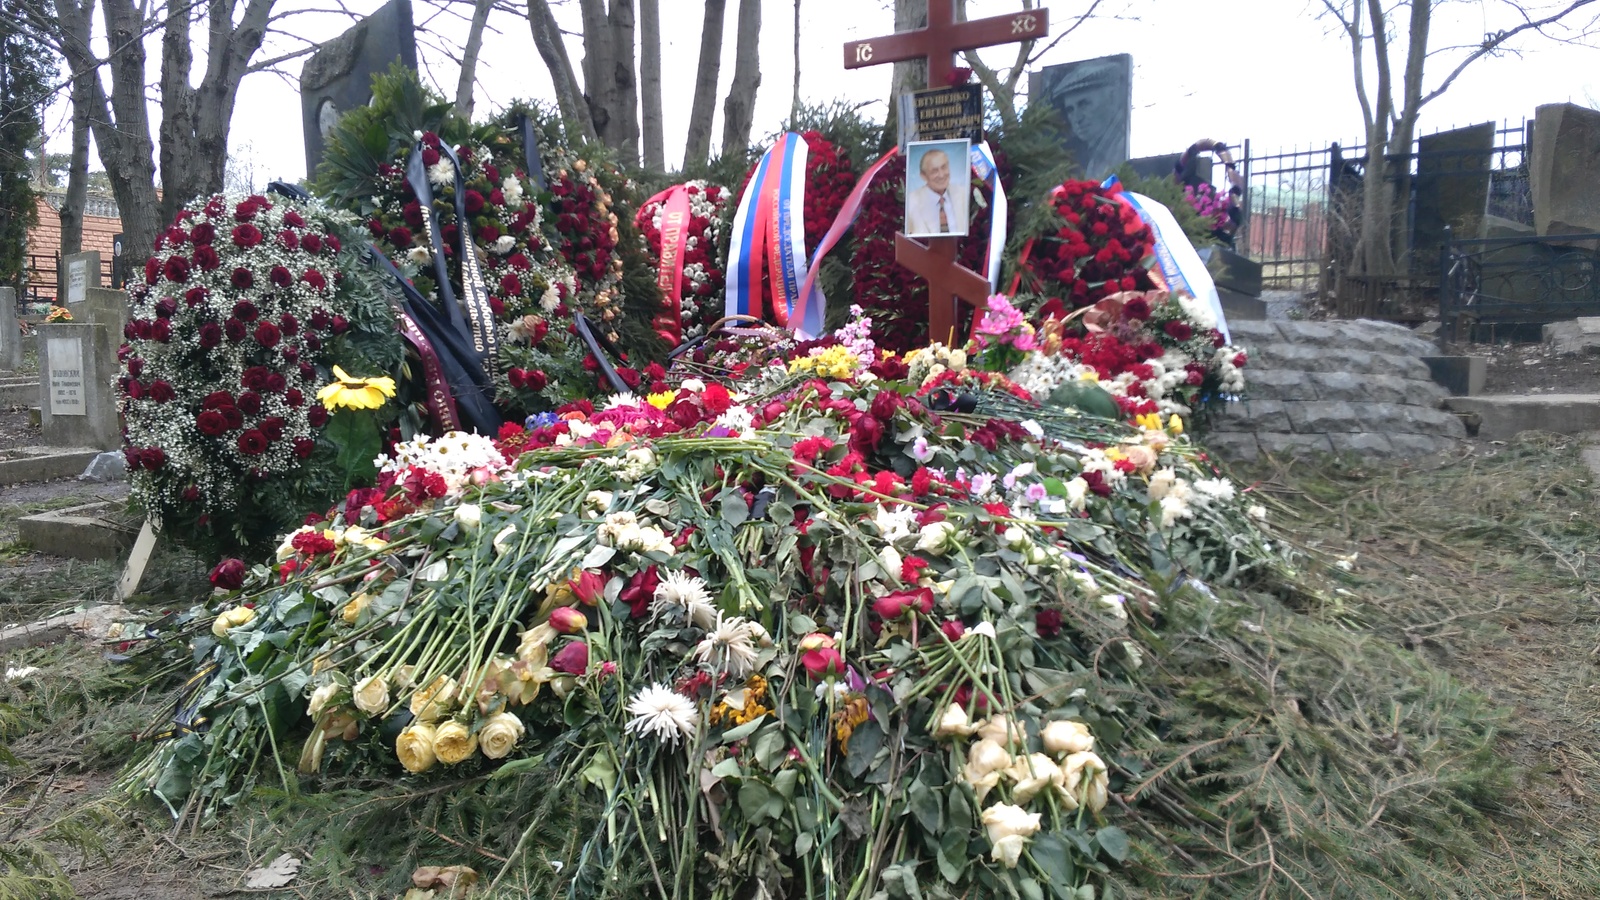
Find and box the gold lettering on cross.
[1011,14,1037,34]
[855,42,873,62]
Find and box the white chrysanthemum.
[406,246,433,266]
[653,569,717,628]
[624,683,700,746]
[713,405,755,435]
[426,158,455,188]
[693,614,763,677]
[540,284,560,312]
[873,504,919,545]
[1193,478,1237,504]
[493,235,516,254]
[501,175,525,208]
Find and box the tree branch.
[1417,0,1600,109]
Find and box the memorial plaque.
[899,84,983,149]
[299,0,418,176]
[1031,54,1133,180]
[59,250,101,308]
[47,336,86,416]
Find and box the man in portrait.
[905,140,971,237]
[1033,54,1133,181]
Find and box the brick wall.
[25,194,121,302]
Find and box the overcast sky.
[41,0,1600,187]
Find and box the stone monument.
[1530,102,1600,241]
[0,287,20,371]
[59,250,101,312]
[37,322,118,449]
[1412,121,1494,260]
[1030,54,1133,181]
[299,0,417,177]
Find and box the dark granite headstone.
[1413,122,1494,261]
[1030,54,1132,180]
[299,0,417,177]
[1126,153,1212,186]
[1531,102,1600,242]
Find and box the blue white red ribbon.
[1102,175,1231,343]
[793,147,901,339]
[725,133,809,327]
[970,141,1007,294]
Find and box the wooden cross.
[844,1,1049,346]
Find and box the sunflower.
[316,366,397,411]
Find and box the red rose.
[550,641,588,675]
[197,322,223,348]
[402,201,424,227]
[285,388,304,407]
[308,406,328,427]
[279,313,298,336]
[224,319,247,343]
[190,222,216,245]
[301,233,323,254]
[421,146,441,166]
[162,256,190,282]
[265,372,287,393]
[233,199,258,221]
[149,380,175,403]
[269,265,293,288]
[283,210,304,228]
[154,297,177,318]
[476,223,501,243]
[293,437,315,458]
[231,300,258,322]
[253,322,281,348]
[237,430,269,455]
[387,226,412,247]
[185,286,209,307]
[209,558,247,590]
[143,258,159,283]
[278,229,300,251]
[801,646,845,680]
[181,485,201,502]
[259,416,285,441]
[330,315,349,334]
[499,272,521,295]
[240,367,270,391]
[222,407,244,429]
[301,269,327,291]
[237,391,263,414]
[464,190,485,214]
[231,223,263,248]
[620,566,661,618]
[1036,609,1063,638]
[197,409,229,436]
[122,378,144,400]
[231,267,253,289]
[150,318,172,342]
[1164,320,1194,341]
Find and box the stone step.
[0,382,36,408]
[1207,430,1464,462]
[1248,342,1433,380]
[15,500,137,561]
[0,447,105,485]
[1442,394,1600,441]
[1229,319,1439,357]
[1238,369,1448,406]
[1213,398,1466,437]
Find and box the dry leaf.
[244,853,301,889]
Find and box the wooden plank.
[116,519,158,603]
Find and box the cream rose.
[980,803,1041,868]
[933,703,978,739]
[409,676,459,723]
[1041,720,1095,756]
[454,503,483,531]
[1006,753,1062,806]
[353,674,390,715]
[915,521,958,555]
[477,712,526,760]
[975,715,1026,747]
[1061,750,1110,812]
[433,720,478,764]
[307,682,340,719]
[211,606,256,638]
[396,724,437,773]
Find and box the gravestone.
[0,287,20,371]
[1413,122,1494,261]
[1125,153,1212,186]
[1030,54,1133,181]
[37,323,118,449]
[1531,102,1600,241]
[59,250,101,311]
[299,0,417,177]
[83,286,131,343]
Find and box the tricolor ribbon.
[642,185,693,344]
[1101,175,1231,344]
[726,133,809,328]
[793,147,901,339]
[969,141,1007,294]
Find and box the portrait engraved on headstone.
[1031,54,1133,181]
[299,0,417,177]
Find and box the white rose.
[1060,751,1110,812]
[1006,753,1062,806]
[493,524,518,556]
[1002,526,1030,552]
[980,802,1041,868]
[307,683,340,719]
[933,703,978,739]
[990,833,1028,868]
[975,715,1026,747]
[878,544,903,580]
[915,521,958,555]
[353,675,390,715]
[1041,720,1095,756]
[966,738,1013,778]
[477,712,526,760]
[1148,468,1177,501]
[1065,477,1090,512]
[454,503,483,531]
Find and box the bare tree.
[455,0,496,118]
[575,0,640,162]
[639,0,663,168]
[526,0,598,141]
[959,0,1114,130]
[56,0,94,256]
[719,0,760,159]
[1320,0,1600,277]
[683,0,726,168]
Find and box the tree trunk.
[87,0,162,262]
[639,0,663,169]
[579,0,618,145]
[455,0,495,119]
[884,0,928,150]
[608,0,639,164]
[57,0,94,255]
[682,0,726,169]
[527,0,597,142]
[719,0,761,160]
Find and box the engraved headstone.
[60,250,101,310]
[1031,54,1133,181]
[1413,121,1494,261]
[37,323,118,448]
[0,287,20,371]
[1531,102,1600,242]
[299,0,417,177]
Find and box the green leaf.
[709,757,743,779]
[720,491,749,527]
[720,714,767,743]
[488,755,546,781]
[1018,876,1045,900]
[846,718,884,778]
[908,780,942,833]
[324,409,381,491]
[1029,833,1076,891]
[753,728,787,771]
[579,750,617,795]
[738,780,782,823]
[937,828,967,883]
[1095,825,1130,863]
[772,768,800,800]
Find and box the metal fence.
[23,252,115,305]
[1440,230,1600,340]
[1234,120,1532,300]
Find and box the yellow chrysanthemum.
[646,391,677,410]
[789,345,861,380]
[317,366,397,411]
[44,307,73,323]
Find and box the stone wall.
[1207,319,1466,460]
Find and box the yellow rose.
[477,712,526,760]
[433,720,478,764]
[1041,720,1096,756]
[341,592,372,625]
[1006,753,1062,806]
[409,676,459,723]
[353,674,390,715]
[211,606,256,639]
[396,724,437,773]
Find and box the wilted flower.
[550,641,589,675]
[980,803,1041,868]
[1041,720,1095,756]
[933,703,979,738]
[1060,750,1110,812]
[211,605,256,638]
[548,606,588,634]
[454,503,483,531]
[1006,752,1062,805]
[569,570,606,606]
[652,569,718,628]
[693,614,764,678]
[975,715,1026,747]
[307,682,340,719]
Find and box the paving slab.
[1443,394,1600,441]
[15,500,138,561]
[0,604,133,654]
[0,447,105,485]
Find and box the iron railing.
[23,252,116,305]
[1440,227,1600,340]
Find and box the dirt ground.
[1468,342,1600,394]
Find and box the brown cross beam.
[844,0,1048,88]
[896,233,991,348]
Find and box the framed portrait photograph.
[904,139,971,239]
